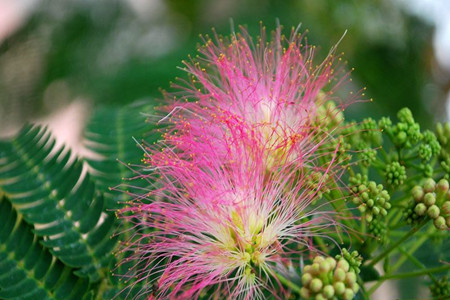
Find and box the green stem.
[367,224,433,294]
[347,166,356,178]
[378,265,450,281]
[390,193,411,205]
[367,221,427,267]
[274,272,302,294]
[325,185,358,230]
[379,145,390,162]
[313,236,328,253]
[397,247,438,284]
[386,206,398,223]
[388,210,405,229]
[95,275,109,300]
[403,173,423,186]
[371,160,385,169]
[391,225,433,272]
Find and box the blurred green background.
[0,0,449,298]
[2,0,450,133]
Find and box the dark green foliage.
[83,102,159,209]
[0,197,93,300]
[359,265,380,282]
[0,101,160,299]
[0,125,116,281]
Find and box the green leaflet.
[83,101,161,298]
[0,101,160,299]
[0,197,94,300]
[0,125,117,281]
[83,101,159,209]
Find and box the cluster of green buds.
[406,178,450,230]
[419,130,441,162]
[305,171,331,201]
[335,249,362,274]
[368,219,388,244]
[315,100,352,166]
[300,250,362,300]
[319,135,352,166]
[381,108,422,148]
[360,117,382,146]
[315,100,345,130]
[378,116,392,131]
[429,276,450,300]
[358,147,377,168]
[384,161,407,186]
[349,173,368,188]
[340,118,382,168]
[350,178,391,222]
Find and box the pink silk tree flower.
[118,134,348,300]
[159,24,358,170]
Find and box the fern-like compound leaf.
[0,125,117,281]
[0,197,94,300]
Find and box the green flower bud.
[302,272,313,286]
[412,186,424,202]
[304,265,311,273]
[358,204,366,213]
[343,288,355,300]
[334,268,346,282]
[334,282,346,295]
[300,287,310,299]
[345,272,357,285]
[414,203,427,216]
[378,117,392,130]
[352,283,360,293]
[446,217,450,227]
[323,285,335,298]
[326,257,337,269]
[310,278,323,293]
[315,294,326,300]
[320,260,331,273]
[367,199,374,207]
[313,256,325,263]
[423,178,436,193]
[337,259,350,272]
[442,201,450,216]
[311,263,321,275]
[398,108,413,123]
[434,216,447,230]
[437,179,449,194]
[372,206,380,215]
[397,131,407,143]
[424,193,436,206]
[427,205,440,219]
[362,192,369,201]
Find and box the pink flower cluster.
[119,25,355,299]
